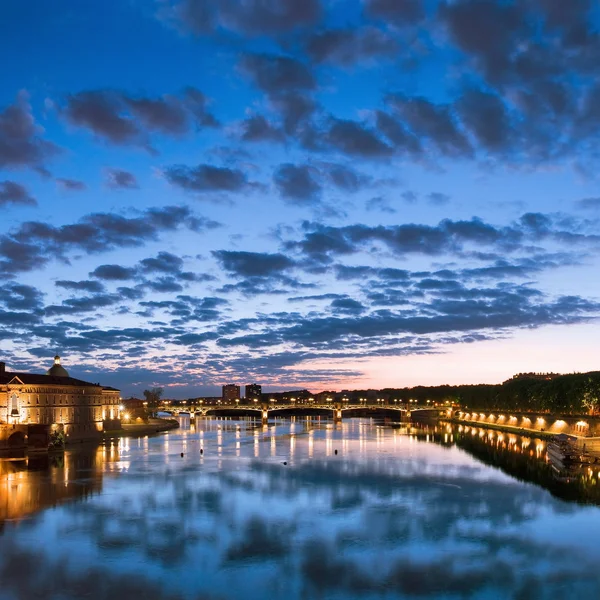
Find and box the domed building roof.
[46,355,69,378]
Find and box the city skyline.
[3,1,600,398]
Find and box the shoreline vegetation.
[383,370,600,414]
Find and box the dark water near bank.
[2,417,600,599]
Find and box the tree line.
[382,371,600,415]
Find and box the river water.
[1,417,600,599]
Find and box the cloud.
[45,293,123,317]
[274,163,322,204]
[139,251,184,274]
[0,283,44,312]
[325,117,394,158]
[306,26,398,66]
[330,297,366,315]
[90,265,138,281]
[55,280,106,293]
[164,163,251,194]
[162,0,322,36]
[374,111,422,155]
[365,196,395,213]
[0,92,60,170]
[387,94,472,158]
[427,192,451,205]
[0,181,36,207]
[239,115,284,142]
[364,0,425,24]
[212,250,295,277]
[322,163,369,192]
[240,53,316,96]
[105,168,139,189]
[61,88,217,148]
[0,205,208,275]
[56,178,86,191]
[271,93,317,135]
[575,197,600,210]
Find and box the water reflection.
[0,418,600,599]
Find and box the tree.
[143,387,164,416]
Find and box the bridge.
[160,403,444,423]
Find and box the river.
[1,417,600,599]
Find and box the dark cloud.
[306,26,398,66]
[364,0,425,24]
[387,94,472,158]
[289,217,511,262]
[0,283,44,312]
[45,293,123,317]
[427,192,451,205]
[0,92,59,170]
[374,110,422,155]
[0,181,36,207]
[61,88,217,148]
[321,163,369,192]
[0,205,207,275]
[240,53,316,96]
[139,252,184,274]
[213,250,295,277]
[326,118,394,158]
[330,297,366,315]
[457,88,515,153]
[240,115,284,142]
[163,0,322,36]
[575,197,600,210]
[365,196,395,213]
[90,265,138,281]
[105,168,139,189]
[56,178,86,191]
[55,280,106,293]
[271,93,317,135]
[274,163,322,204]
[164,163,251,194]
[63,90,139,145]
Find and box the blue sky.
[2,0,600,397]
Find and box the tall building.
[245,383,262,401]
[222,384,240,403]
[0,355,121,450]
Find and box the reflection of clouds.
[1,419,600,598]
[225,515,294,563]
[0,538,219,600]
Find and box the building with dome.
[0,356,121,450]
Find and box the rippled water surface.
[2,417,600,600]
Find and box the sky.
[2,0,600,398]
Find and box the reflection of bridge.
[163,404,443,423]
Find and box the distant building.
[0,355,121,449]
[222,384,240,403]
[245,383,262,401]
[315,391,337,403]
[509,372,561,382]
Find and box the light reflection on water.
[1,417,600,599]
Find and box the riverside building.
[222,384,240,403]
[0,356,121,449]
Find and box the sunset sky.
[2,0,600,397]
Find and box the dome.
[46,355,69,378]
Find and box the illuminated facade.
[0,356,121,448]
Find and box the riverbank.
[445,417,600,458]
[102,418,179,439]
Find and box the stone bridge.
[167,403,443,423]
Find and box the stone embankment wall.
[451,410,598,438]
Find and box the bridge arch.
[7,430,26,448]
